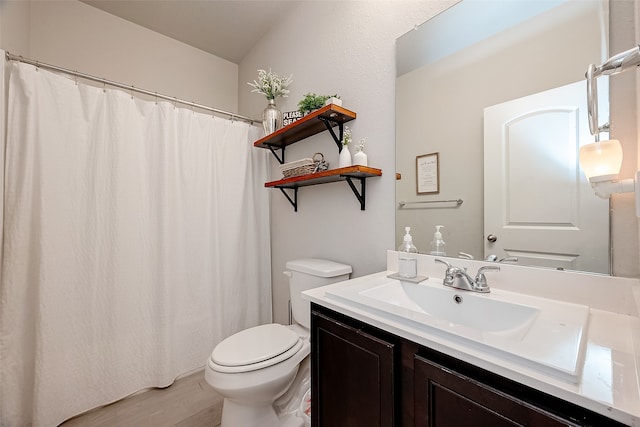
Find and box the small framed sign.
[283,110,303,127]
[416,152,440,194]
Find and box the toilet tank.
[284,258,351,329]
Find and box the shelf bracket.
[278,187,298,211]
[344,176,367,210]
[319,118,344,152]
[267,145,285,164]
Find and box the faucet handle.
[435,258,456,286]
[434,258,452,268]
[475,265,500,289]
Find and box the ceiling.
[81,0,296,64]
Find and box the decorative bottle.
[353,138,368,166]
[398,227,418,278]
[338,126,352,168]
[262,99,282,135]
[429,225,447,256]
[338,146,351,168]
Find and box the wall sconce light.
[581,44,640,216]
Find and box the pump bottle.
[398,227,418,278]
[429,225,447,256]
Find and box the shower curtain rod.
[5,52,260,125]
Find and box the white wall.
[238,1,457,324]
[242,0,640,323]
[1,0,238,113]
[0,0,30,55]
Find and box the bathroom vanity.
[305,251,640,426]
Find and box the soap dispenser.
[429,225,447,256]
[398,227,419,278]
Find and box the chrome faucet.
[435,259,500,293]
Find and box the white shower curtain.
[0,61,272,427]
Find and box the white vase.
[338,145,352,168]
[353,147,368,166]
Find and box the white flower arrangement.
[342,126,352,146]
[342,125,351,145]
[247,69,293,100]
[357,137,366,151]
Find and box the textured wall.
[7,0,238,113]
[0,0,31,55]
[239,1,457,324]
[241,0,640,323]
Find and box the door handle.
[487,234,497,243]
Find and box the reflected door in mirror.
[484,80,609,273]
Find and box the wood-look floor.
[59,370,223,427]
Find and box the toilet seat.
[210,324,303,373]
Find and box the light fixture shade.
[579,139,623,182]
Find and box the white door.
[484,80,609,273]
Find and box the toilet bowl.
[205,323,310,426]
[204,258,351,427]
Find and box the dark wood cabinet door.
[311,307,396,427]
[413,355,578,427]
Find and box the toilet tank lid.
[285,258,352,277]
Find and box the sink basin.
[324,273,589,383]
[361,280,539,339]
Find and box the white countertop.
[304,268,640,426]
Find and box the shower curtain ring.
[130,85,134,100]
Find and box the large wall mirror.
[396,0,639,277]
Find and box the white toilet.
[205,258,351,427]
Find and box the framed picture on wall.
[416,152,439,194]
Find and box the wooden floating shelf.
[254,104,356,150]
[252,104,381,211]
[265,165,382,188]
[265,166,382,211]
